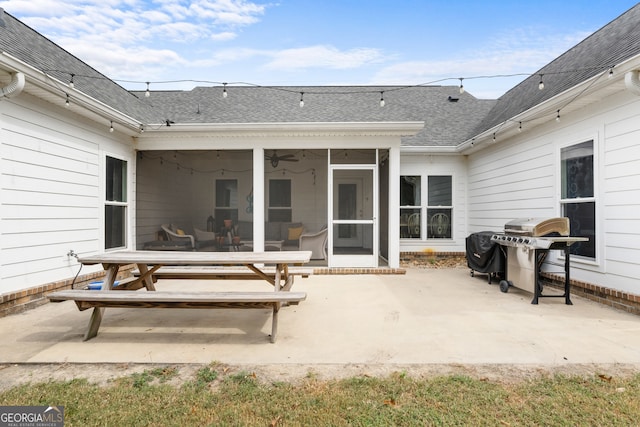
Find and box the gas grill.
[490,217,588,304]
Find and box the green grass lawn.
[1,365,639,426]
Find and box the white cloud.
[370,28,589,98]
[264,45,385,71]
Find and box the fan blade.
[280,158,299,162]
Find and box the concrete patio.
[1,266,639,384]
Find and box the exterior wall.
[467,89,640,295]
[0,92,135,295]
[399,153,468,253]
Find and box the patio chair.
[161,224,195,250]
[407,213,421,238]
[194,228,217,250]
[299,227,328,260]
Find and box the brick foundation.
[542,273,640,316]
[0,266,135,318]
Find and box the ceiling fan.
[266,150,298,168]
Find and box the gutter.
[457,53,640,154]
[0,52,143,135]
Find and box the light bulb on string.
[556,110,561,122]
[222,83,228,98]
[538,75,544,90]
[109,121,114,133]
[518,122,522,132]
[65,94,70,108]
[458,78,464,94]
[608,66,614,78]
[299,92,304,108]
[145,82,150,98]
[379,91,385,107]
[69,74,74,89]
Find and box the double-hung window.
[426,176,452,239]
[560,140,596,259]
[400,176,421,238]
[215,179,238,229]
[105,156,127,249]
[268,179,292,222]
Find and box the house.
[1,4,639,315]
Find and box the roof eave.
[457,53,640,154]
[0,52,143,136]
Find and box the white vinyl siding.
[0,97,131,293]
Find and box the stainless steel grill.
[489,217,588,304]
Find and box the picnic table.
[49,250,311,342]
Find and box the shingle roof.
[0,10,157,122]
[136,86,496,147]
[471,3,640,136]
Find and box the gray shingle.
[472,3,640,136]
[0,10,157,123]
[136,86,495,147]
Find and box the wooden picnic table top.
[77,250,312,266]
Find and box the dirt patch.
[401,255,467,269]
[1,362,639,391]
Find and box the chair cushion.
[288,226,304,240]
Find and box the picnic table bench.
[49,290,306,343]
[48,250,312,342]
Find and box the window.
[561,140,595,258]
[400,176,421,238]
[105,156,127,249]
[268,179,292,222]
[427,176,452,239]
[215,179,238,229]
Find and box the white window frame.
[267,178,292,222]
[104,154,129,251]
[557,136,599,266]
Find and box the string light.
[608,66,614,78]
[518,121,522,132]
[65,93,70,108]
[538,74,544,90]
[222,82,228,98]
[299,92,304,108]
[379,91,385,107]
[139,124,144,132]
[556,110,561,122]
[145,82,150,98]
[458,78,464,94]
[69,73,74,89]
[109,121,114,132]
[492,133,496,143]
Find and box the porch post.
[388,146,401,268]
[252,148,265,251]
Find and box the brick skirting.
[542,273,640,316]
[0,266,135,318]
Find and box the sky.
[2,0,639,99]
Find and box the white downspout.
[624,70,640,96]
[0,72,25,99]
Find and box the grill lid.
[504,217,570,237]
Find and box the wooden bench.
[48,290,307,343]
[132,266,314,291]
